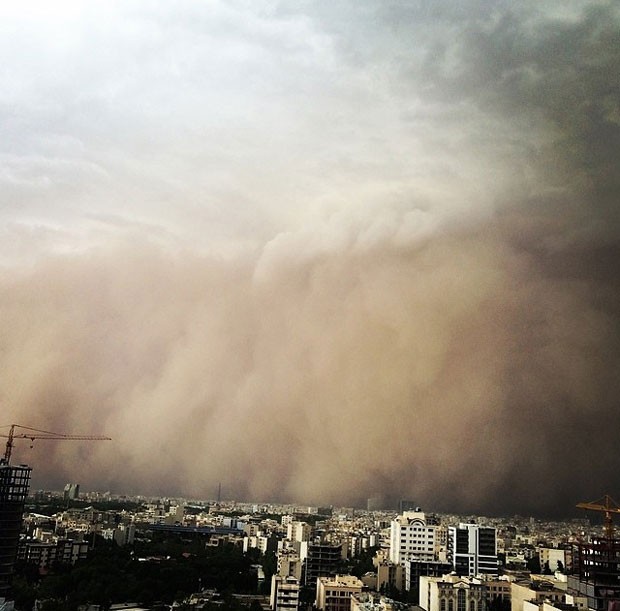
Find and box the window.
[457,590,466,611]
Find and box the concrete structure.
[244,535,271,554]
[406,559,452,596]
[539,549,566,574]
[352,592,413,611]
[0,462,31,598]
[113,523,136,547]
[17,538,88,569]
[483,577,512,609]
[277,550,303,581]
[448,524,498,576]
[389,512,445,566]
[376,559,404,594]
[287,522,311,543]
[522,601,581,611]
[303,543,342,586]
[270,575,300,611]
[63,483,80,501]
[511,579,566,611]
[316,574,363,611]
[419,575,486,611]
[568,536,620,611]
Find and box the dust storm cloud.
[0,0,619,516]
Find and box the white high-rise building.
[63,483,80,501]
[287,521,311,543]
[448,524,498,576]
[389,511,445,566]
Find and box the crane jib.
[0,423,111,464]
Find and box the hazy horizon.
[24,481,600,523]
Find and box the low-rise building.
[316,575,364,611]
[419,574,486,611]
[351,592,413,611]
[18,538,88,569]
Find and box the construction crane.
[0,423,111,464]
[576,494,620,539]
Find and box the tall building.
[389,511,445,566]
[303,543,343,586]
[63,483,80,502]
[448,524,498,577]
[0,462,31,598]
[277,549,303,581]
[287,521,311,543]
[568,536,620,610]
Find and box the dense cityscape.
[2,459,619,611]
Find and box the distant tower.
[0,461,31,597]
[217,482,221,504]
[63,483,80,501]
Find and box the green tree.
[527,555,541,574]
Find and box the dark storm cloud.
[0,1,618,517]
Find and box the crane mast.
[0,423,111,464]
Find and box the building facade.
[316,575,364,611]
[17,538,88,570]
[419,575,487,611]
[270,575,300,611]
[0,462,31,598]
[569,537,620,611]
[406,559,453,596]
[303,543,343,587]
[448,524,498,577]
[389,511,445,566]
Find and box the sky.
[0,0,619,518]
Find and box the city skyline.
[1,0,619,518]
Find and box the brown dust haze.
[1,1,619,517]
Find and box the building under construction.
[0,461,31,599]
[569,496,620,611]
[569,536,620,611]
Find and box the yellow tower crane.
[0,423,111,464]
[576,494,620,539]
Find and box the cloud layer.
[0,0,618,516]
